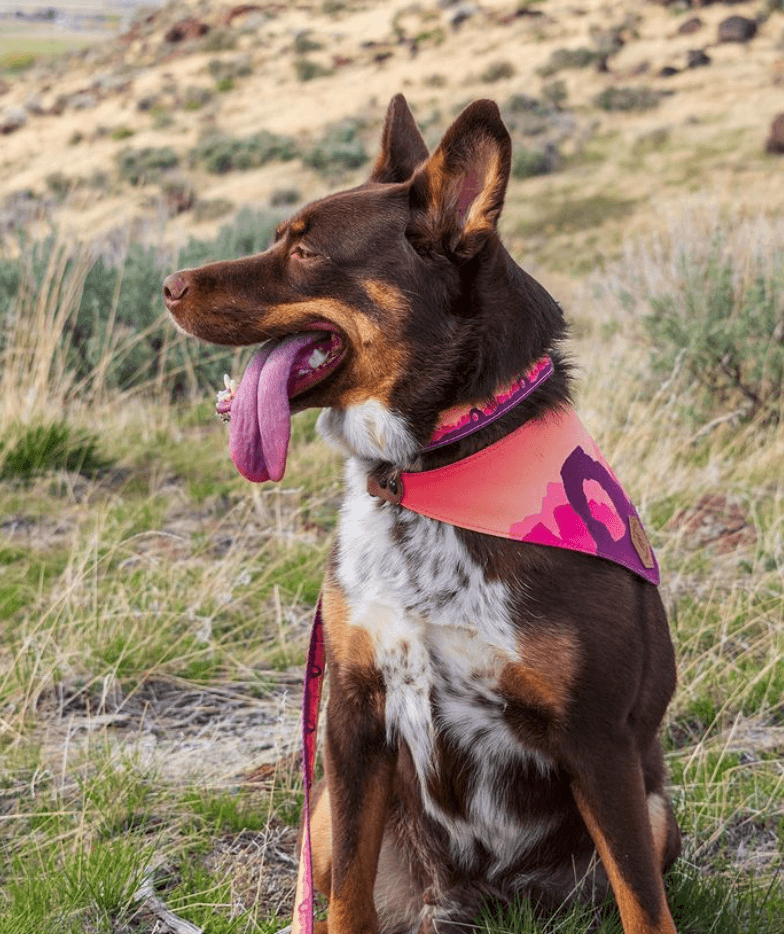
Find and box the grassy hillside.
[0,1,782,931]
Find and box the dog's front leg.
[570,735,677,934]
[321,581,396,934]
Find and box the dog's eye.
[290,245,317,260]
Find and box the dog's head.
[164,95,565,478]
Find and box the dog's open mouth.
[216,327,345,483]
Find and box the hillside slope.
[1,0,782,272]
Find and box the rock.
[164,18,209,43]
[137,94,159,112]
[92,73,132,94]
[765,112,784,154]
[677,17,703,36]
[0,107,26,134]
[24,94,45,115]
[717,16,757,44]
[687,49,711,69]
[222,5,262,26]
[69,91,98,110]
[447,3,478,28]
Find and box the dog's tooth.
[308,347,328,370]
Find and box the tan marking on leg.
[322,574,375,671]
[647,793,669,873]
[573,784,677,934]
[328,767,393,934]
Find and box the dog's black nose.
[162,272,190,308]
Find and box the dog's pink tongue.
[229,333,323,483]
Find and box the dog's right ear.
[370,94,429,184]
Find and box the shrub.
[207,56,252,87]
[182,86,214,111]
[629,234,784,422]
[270,187,300,207]
[0,209,281,402]
[293,32,323,54]
[593,85,663,112]
[117,146,179,185]
[294,58,332,82]
[302,120,367,175]
[541,80,568,110]
[512,147,555,179]
[480,60,515,83]
[538,46,602,77]
[189,129,297,174]
[45,172,72,200]
[0,423,109,480]
[201,28,236,52]
[110,125,134,141]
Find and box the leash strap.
[292,599,325,934]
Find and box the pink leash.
[292,599,325,934]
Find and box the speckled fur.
[336,459,555,872]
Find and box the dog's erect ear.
[370,94,429,184]
[409,99,511,260]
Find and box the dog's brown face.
[166,182,416,413]
[163,96,564,466]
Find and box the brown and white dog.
[164,95,681,934]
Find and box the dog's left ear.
[370,94,429,184]
[409,99,511,260]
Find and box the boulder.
[717,16,757,43]
[0,107,27,134]
[164,18,209,43]
[765,113,784,154]
[677,17,703,36]
[686,49,711,69]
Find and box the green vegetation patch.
[480,60,516,83]
[0,208,282,402]
[0,422,110,481]
[515,193,637,238]
[0,50,37,73]
[302,119,368,176]
[294,57,333,81]
[478,862,784,932]
[593,85,664,112]
[116,146,179,185]
[628,235,784,423]
[538,46,603,77]
[190,129,297,174]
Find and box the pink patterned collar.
[424,356,553,450]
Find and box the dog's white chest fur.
[335,459,555,872]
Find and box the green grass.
[478,862,784,932]
[0,33,86,71]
